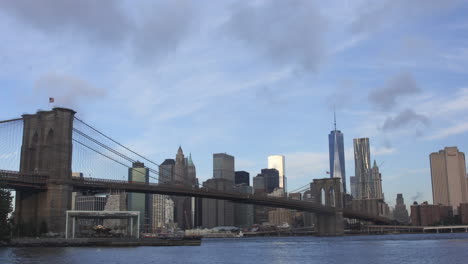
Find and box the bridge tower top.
[20,107,76,180]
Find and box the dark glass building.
[261,168,280,193]
[235,171,250,186]
[329,129,346,193]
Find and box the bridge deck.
[0,170,393,223]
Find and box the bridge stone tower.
[312,178,344,236]
[15,108,75,236]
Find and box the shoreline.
[0,237,202,247]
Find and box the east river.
[2,233,468,264]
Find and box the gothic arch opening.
[321,188,326,205]
[329,187,335,207]
[46,129,54,145]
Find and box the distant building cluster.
[67,114,468,234]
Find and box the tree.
[0,188,13,241]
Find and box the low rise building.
[411,202,453,226]
[458,203,468,225]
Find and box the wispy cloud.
[425,121,468,140]
[368,72,421,110]
[381,109,430,132]
[371,146,396,156]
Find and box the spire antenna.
[333,105,337,131]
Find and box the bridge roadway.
[0,170,391,224]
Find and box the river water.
[2,233,468,264]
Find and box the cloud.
[0,0,131,44]
[371,146,396,156]
[226,0,327,71]
[132,1,198,64]
[381,108,430,132]
[351,0,462,34]
[425,121,468,140]
[0,0,198,65]
[369,72,421,110]
[34,72,106,109]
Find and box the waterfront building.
[411,202,453,226]
[152,193,174,229]
[268,208,294,227]
[128,161,151,232]
[328,112,346,193]
[430,147,468,212]
[354,138,372,199]
[213,153,235,182]
[103,192,128,229]
[393,194,410,224]
[235,171,250,186]
[459,203,468,225]
[75,194,107,211]
[268,155,286,191]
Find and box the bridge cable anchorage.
[73,117,198,187]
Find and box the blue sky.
[1,0,468,208]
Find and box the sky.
[1,0,468,208]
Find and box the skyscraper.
[201,153,236,228]
[213,153,235,182]
[128,161,151,231]
[430,147,468,212]
[328,112,346,193]
[235,171,250,186]
[350,176,357,198]
[254,169,278,194]
[153,159,175,229]
[393,194,409,224]
[354,138,372,199]
[172,147,198,229]
[268,155,286,191]
[371,160,383,200]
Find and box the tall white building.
[268,155,286,191]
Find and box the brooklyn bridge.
[0,108,393,237]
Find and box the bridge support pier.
[316,211,344,236]
[15,108,75,236]
[312,178,344,236]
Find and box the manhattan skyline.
[1,1,468,208]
